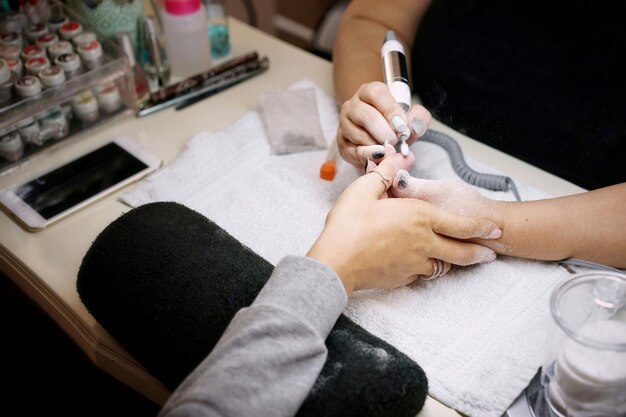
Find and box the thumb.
[392,173,486,218]
[358,151,415,200]
[391,170,448,201]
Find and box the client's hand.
[390,170,503,224]
[337,81,432,167]
[307,153,502,297]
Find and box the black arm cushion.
[77,202,428,417]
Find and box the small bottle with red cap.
[36,33,59,49]
[161,0,211,79]
[59,21,83,41]
[25,56,50,75]
[0,32,23,47]
[0,44,21,61]
[48,40,73,61]
[76,40,103,70]
[20,45,46,61]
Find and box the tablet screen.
[14,142,148,220]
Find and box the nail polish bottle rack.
[0,0,136,177]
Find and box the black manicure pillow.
[77,202,428,417]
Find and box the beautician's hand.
[307,152,502,297]
[336,81,432,167]
[390,170,503,224]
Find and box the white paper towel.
[121,79,571,417]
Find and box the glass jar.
[538,272,626,416]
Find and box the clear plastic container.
[161,0,211,79]
[0,0,134,174]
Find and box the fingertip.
[391,115,409,135]
[475,219,503,241]
[410,118,427,137]
[477,247,497,263]
[365,159,378,174]
[371,146,385,160]
[355,144,385,165]
[485,225,503,240]
[407,105,432,138]
[393,170,410,190]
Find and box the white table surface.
[0,17,585,416]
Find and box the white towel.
[121,79,571,417]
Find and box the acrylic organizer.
[0,0,135,176]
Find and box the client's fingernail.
[372,150,385,159]
[397,172,408,189]
[411,118,426,136]
[480,249,497,263]
[391,115,408,133]
[364,160,369,174]
[486,228,503,239]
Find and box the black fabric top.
[412,0,626,189]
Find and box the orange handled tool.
[320,140,340,181]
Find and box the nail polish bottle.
[59,21,83,41]
[48,40,73,61]
[36,33,59,49]
[55,53,82,79]
[0,32,23,47]
[76,40,103,70]
[72,32,96,48]
[205,0,230,59]
[0,131,24,162]
[95,82,123,114]
[0,44,21,60]
[5,57,23,77]
[39,65,66,88]
[20,44,46,61]
[71,90,99,122]
[25,56,50,75]
[14,75,42,99]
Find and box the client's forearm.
[158,256,347,417]
[481,183,626,268]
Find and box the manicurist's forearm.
[333,0,431,104]
[333,13,388,104]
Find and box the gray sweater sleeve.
[158,255,348,417]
